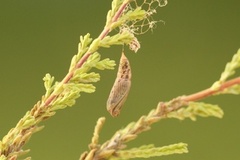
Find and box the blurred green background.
[0,0,239,159]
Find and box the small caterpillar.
[106,52,132,117]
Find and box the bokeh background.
[0,0,239,159]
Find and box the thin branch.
[99,1,129,39]
[183,77,240,102]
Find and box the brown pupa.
[106,52,132,117]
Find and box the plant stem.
[183,77,240,102]
[99,1,128,39]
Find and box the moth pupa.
[107,52,132,117]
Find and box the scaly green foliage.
[212,49,240,90]
[168,102,224,121]
[111,143,188,160]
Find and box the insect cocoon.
[107,52,132,117]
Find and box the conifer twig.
[0,1,137,159]
[81,76,240,160]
